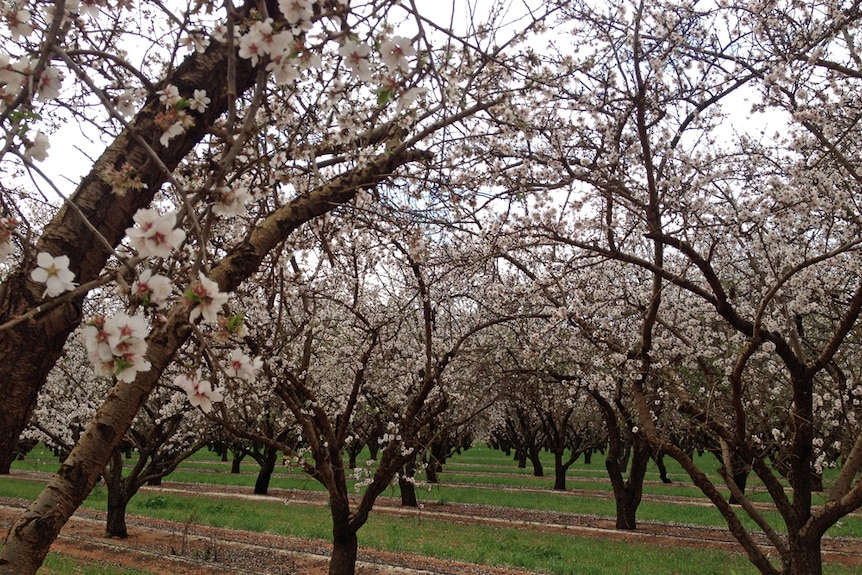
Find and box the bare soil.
[2,478,862,574]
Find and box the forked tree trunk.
[0,147,425,575]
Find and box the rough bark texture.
[0,3,261,474]
[0,148,427,575]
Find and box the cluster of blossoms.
[125,208,186,257]
[154,85,209,146]
[101,162,146,197]
[30,252,77,298]
[81,313,152,383]
[0,55,62,109]
[237,16,320,85]
[173,369,223,413]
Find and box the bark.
[583,449,593,465]
[0,0,264,474]
[788,533,823,575]
[0,146,427,575]
[105,485,131,539]
[329,529,359,575]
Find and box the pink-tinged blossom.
[126,209,186,258]
[186,272,229,324]
[278,0,313,26]
[174,369,223,413]
[212,184,253,217]
[81,312,152,383]
[189,89,210,112]
[30,252,77,298]
[379,36,415,72]
[23,131,50,162]
[115,89,141,117]
[338,39,373,81]
[238,21,273,67]
[180,31,210,53]
[132,269,173,308]
[36,67,62,101]
[226,348,262,381]
[6,8,33,40]
[157,84,180,108]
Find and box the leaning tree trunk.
[0,146,426,575]
[0,0,272,475]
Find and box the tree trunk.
[425,459,439,483]
[553,450,567,490]
[654,452,672,483]
[607,438,650,531]
[329,529,359,575]
[516,449,527,469]
[584,449,593,465]
[254,447,278,495]
[399,457,418,507]
[0,0,269,474]
[231,451,244,474]
[0,146,426,574]
[788,533,823,575]
[528,447,543,477]
[105,486,131,538]
[399,475,418,507]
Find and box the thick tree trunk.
[399,475,418,507]
[789,533,822,575]
[329,530,359,575]
[0,0,266,474]
[231,451,244,474]
[0,147,425,575]
[583,449,593,465]
[105,487,131,538]
[425,459,439,483]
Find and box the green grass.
[38,553,157,574]
[7,443,861,574]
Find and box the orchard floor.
[2,481,862,574]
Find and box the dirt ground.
[2,479,862,574]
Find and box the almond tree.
[487,1,862,573]
[0,0,552,572]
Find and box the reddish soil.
[2,479,862,574]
